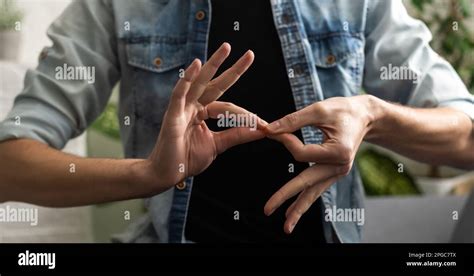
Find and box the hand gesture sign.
[147,43,266,192]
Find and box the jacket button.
[153,57,162,67]
[195,10,206,21]
[176,182,187,190]
[326,54,336,65]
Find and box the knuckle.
[337,163,353,176]
[230,69,242,78]
[275,189,286,202]
[294,207,303,216]
[309,192,320,204]
[338,96,351,106]
[221,101,235,109]
[303,199,313,213]
[283,113,299,127]
[336,144,353,164]
[290,209,303,224]
[208,59,221,71]
[207,83,224,95]
[295,174,311,189]
[314,102,329,117]
[196,103,206,114]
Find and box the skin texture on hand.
[144,42,268,193]
[263,95,474,234]
[1,41,471,233]
[263,96,373,234]
[0,43,269,207]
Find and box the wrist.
[129,159,166,197]
[362,94,387,141]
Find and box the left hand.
[263,95,375,234]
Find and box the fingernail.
[259,118,269,126]
[267,121,281,132]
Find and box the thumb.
[213,127,265,154]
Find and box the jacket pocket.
[125,37,187,128]
[309,32,364,97]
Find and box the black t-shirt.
[185,0,325,243]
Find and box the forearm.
[365,95,474,169]
[0,139,158,207]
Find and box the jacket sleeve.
[0,0,120,149]
[363,0,474,121]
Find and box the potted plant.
[0,0,23,61]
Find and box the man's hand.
[263,96,374,234]
[263,93,473,234]
[145,43,266,192]
[0,43,267,207]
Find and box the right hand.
[145,43,266,192]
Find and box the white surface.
[363,195,467,243]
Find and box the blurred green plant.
[410,0,474,93]
[0,0,23,31]
[356,149,420,196]
[91,103,121,140]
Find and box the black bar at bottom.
[0,243,472,274]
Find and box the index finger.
[264,105,315,134]
[198,50,255,105]
[186,42,231,102]
[167,59,202,116]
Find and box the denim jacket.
[1,0,473,243]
